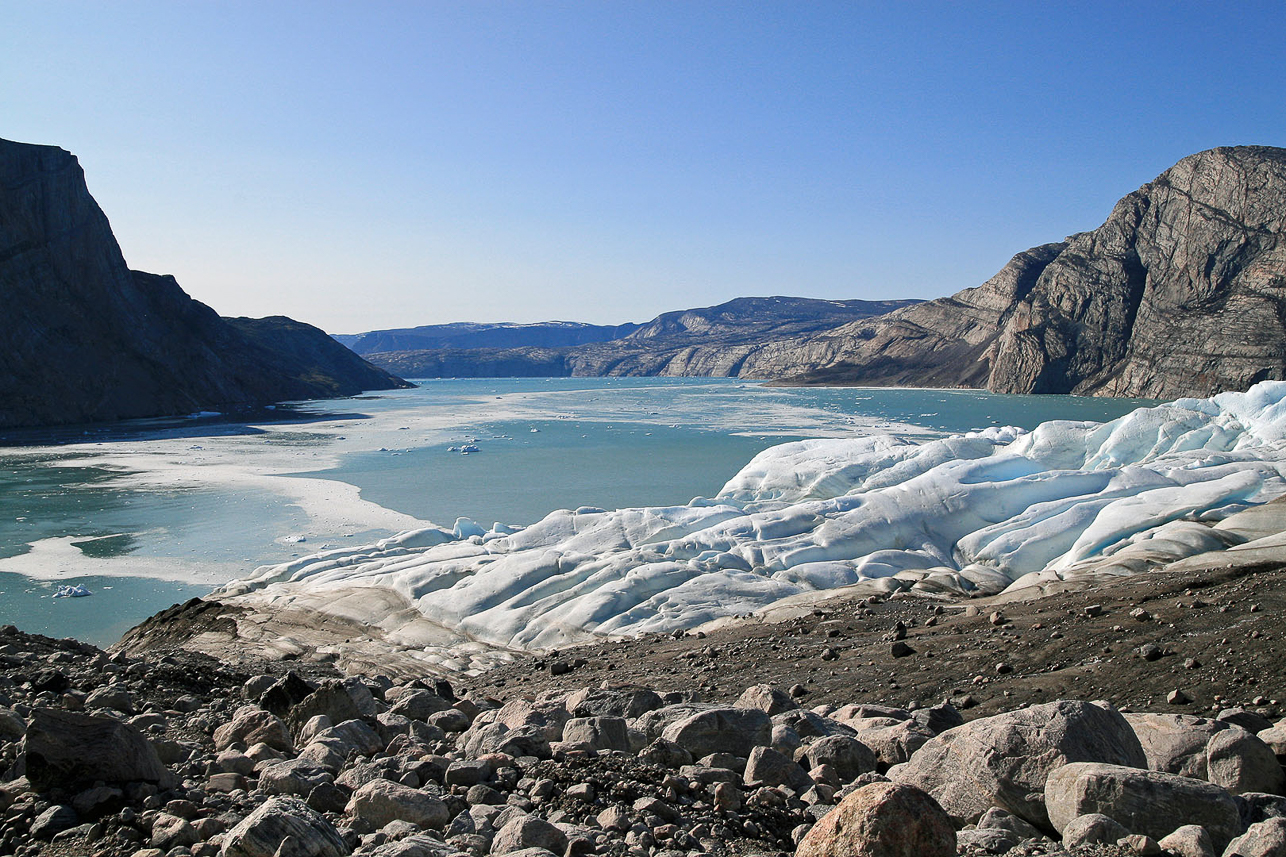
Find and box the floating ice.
[219,382,1286,650]
[53,584,92,598]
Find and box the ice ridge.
[218,381,1286,650]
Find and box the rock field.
[3,555,1286,857]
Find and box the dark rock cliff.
[783,146,1286,398]
[0,139,408,429]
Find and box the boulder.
[1061,813,1129,848]
[221,796,348,857]
[1127,713,1284,795]
[257,759,334,797]
[150,812,199,849]
[1224,817,1286,857]
[744,745,812,792]
[560,717,630,753]
[1044,762,1241,852]
[1157,825,1215,857]
[735,684,799,715]
[1207,727,1286,796]
[796,782,955,857]
[1126,713,1231,777]
[84,684,134,714]
[566,685,663,719]
[314,719,384,758]
[346,779,449,830]
[288,681,364,733]
[0,708,25,741]
[213,705,294,753]
[1259,723,1286,762]
[23,707,175,791]
[661,707,773,758]
[491,814,568,855]
[850,719,934,768]
[390,689,454,721]
[799,735,879,783]
[888,699,1146,828]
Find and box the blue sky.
[5,2,1285,334]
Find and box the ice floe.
[218,382,1286,651]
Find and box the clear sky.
[5,2,1285,335]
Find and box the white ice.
[219,382,1286,650]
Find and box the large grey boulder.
[661,707,772,758]
[1044,762,1242,852]
[888,699,1145,828]
[799,735,879,783]
[566,685,663,719]
[744,745,812,792]
[315,719,384,758]
[735,684,798,715]
[1207,727,1286,796]
[1127,713,1231,777]
[1224,817,1286,857]
[258,758,334,797]
[391,690,454,722]
[559,717,630,753]
[796,782,956,857]
[1126,713,1284,795]
[221,796,349,857]
[214,705,294,753]
[1061,813,1130,848]
[345,779,449,830]
[490,815,568,855]
[849,719,935,768]
[23,707,175,791]
[288,681,364,733]
[1157,825,1215,857]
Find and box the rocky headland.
[360,146,1286,401]
[0,139,408,430]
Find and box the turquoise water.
[0,378,1157,646]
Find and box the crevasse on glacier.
[220,381,1286,650]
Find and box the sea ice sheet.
[219,382,1286,650]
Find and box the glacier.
[217,381,1286,653]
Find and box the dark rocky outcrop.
[0,138,408,430]
[781,146,1286,398]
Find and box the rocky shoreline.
[2,551,1286,857]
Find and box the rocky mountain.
[0,139,408,430]
[776,145,1286,398]
[366,296,921,379]
[335,321,643,354]
[367,146,1286,400]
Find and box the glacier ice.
[218,381,1286,650]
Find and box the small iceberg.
[53,584,92,598]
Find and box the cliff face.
[0,139,407,429]
[784,146,1286,398]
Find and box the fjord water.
[0,378,1155,645]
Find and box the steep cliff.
[0,139,407,429]
[784,146,1286,398]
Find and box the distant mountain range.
[349,296,921,378]
[352,145,1286,400]
[0,139,408,430]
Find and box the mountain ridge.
[360,145,1286,400]
[0,138,409,430]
